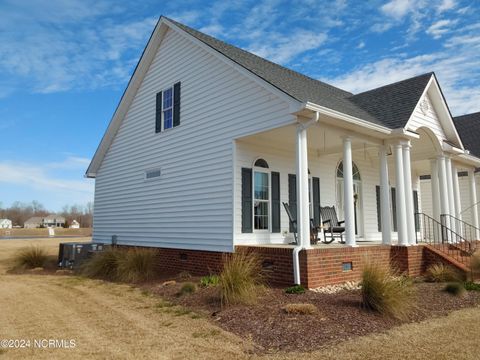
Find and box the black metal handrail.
[415,212,476,267]
[440,214,480,242]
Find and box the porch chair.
[320,206,345,244]
[282,202,319,245]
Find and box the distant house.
[24,215,65,229]
[24,217,44,229]
[69,220,80,229]
[43,215,65,228]
[0,219,12,229]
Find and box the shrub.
[200,274,219,287]
[444,282,466,296]
[116,248,157,283]
[285,285,305,294]
[219,250,265,306]
[283,303,317,315]
[178,271,192,280]
[14,246,49,269]
[178,282,197,296]
[425,263,462,283]
[464,281,480,291]
[81,247,123,281]
[361,261,415,320]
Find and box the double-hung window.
[155,82,181,133]
[253,159,270,230]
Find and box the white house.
[0,219,12,229]
[70,220,80,229]
[86,17,480,286]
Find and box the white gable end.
[93,26,296,252]
[405,77,463,149]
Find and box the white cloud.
[426,19,457,39]
[381,0,415,19]
[357,41,366,49]
[437,0,456,13]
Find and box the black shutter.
[242,168,253,233]
[155,92,162,133]
[271,172,280,233]
[241,168,253,233]
[173,82,181,127]
[312,177,321,227]
[288,174,297,232]
[391,187,397,232]
[413,190,419,231]
[376,185,381,232]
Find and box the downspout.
[292,111,320,285]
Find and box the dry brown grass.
[1,238,479,359]
[1,228,92,237]
[282,303,318,315]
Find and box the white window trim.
[252,161,271,233]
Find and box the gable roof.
[24,217,43,224]
[86,16,452,177]
[454,112,480,157]
[348,73,433,129]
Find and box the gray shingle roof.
[454,112,480,157]
[166,17,434,129]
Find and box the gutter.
[292,111,320,285]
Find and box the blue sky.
[0,0,479,211]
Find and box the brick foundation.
[119,243,469,288]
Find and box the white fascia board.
[456,153,480,167]
[86,17,168,178]
[164,18,301,111]
[303,101,392,135]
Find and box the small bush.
[178,271,192,280]
[285,285,305,294]
[425,263,462,283]
[219,250,265,306]
[283,303,317,315]
[81,247,123,280]
[464,281,480,291]
[14,246,49,269]
[200,274,219,287]
[444,282,466,296]
[361,261,415,320]
[116,248,157,283]
[178,282,197,296]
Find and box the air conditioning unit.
[58,242,106,269]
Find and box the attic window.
[145,169,161,180]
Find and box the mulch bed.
[148,279,480,353]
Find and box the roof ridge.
[163,16,353,98]
[349,72,434,98]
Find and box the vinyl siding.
[93,28,295,252]
[407,94,446,142]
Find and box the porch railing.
[440,214,480,242]
[415,212,477,267]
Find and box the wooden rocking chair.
[320,206,346,244]
[282,202,319,245]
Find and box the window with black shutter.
[155,82,181,133]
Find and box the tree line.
[0,201,93,228]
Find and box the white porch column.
[343,137,356,246]
[438,155,450,216]
[393,142,408,246]
[402,142,416,245]
[296,125,311,249]
[379,145,392,245]
[452,163,462,219]
[430,159,440,222]
[445,157,456,217]
[468,168,480,239]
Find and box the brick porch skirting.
[118,244,467,288]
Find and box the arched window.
[254,158,269,168]
[253,159,270,230]
[336,161,361,180]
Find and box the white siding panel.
[93,29,294,252]
[407,94,446,142]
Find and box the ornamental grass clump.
[361,261,415,320]
[116,248,157,283]
[425,263,462,283]
[81,247,123,281]
[219,250,265,306]
[13,245,49,269]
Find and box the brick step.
[424,245,471,272]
